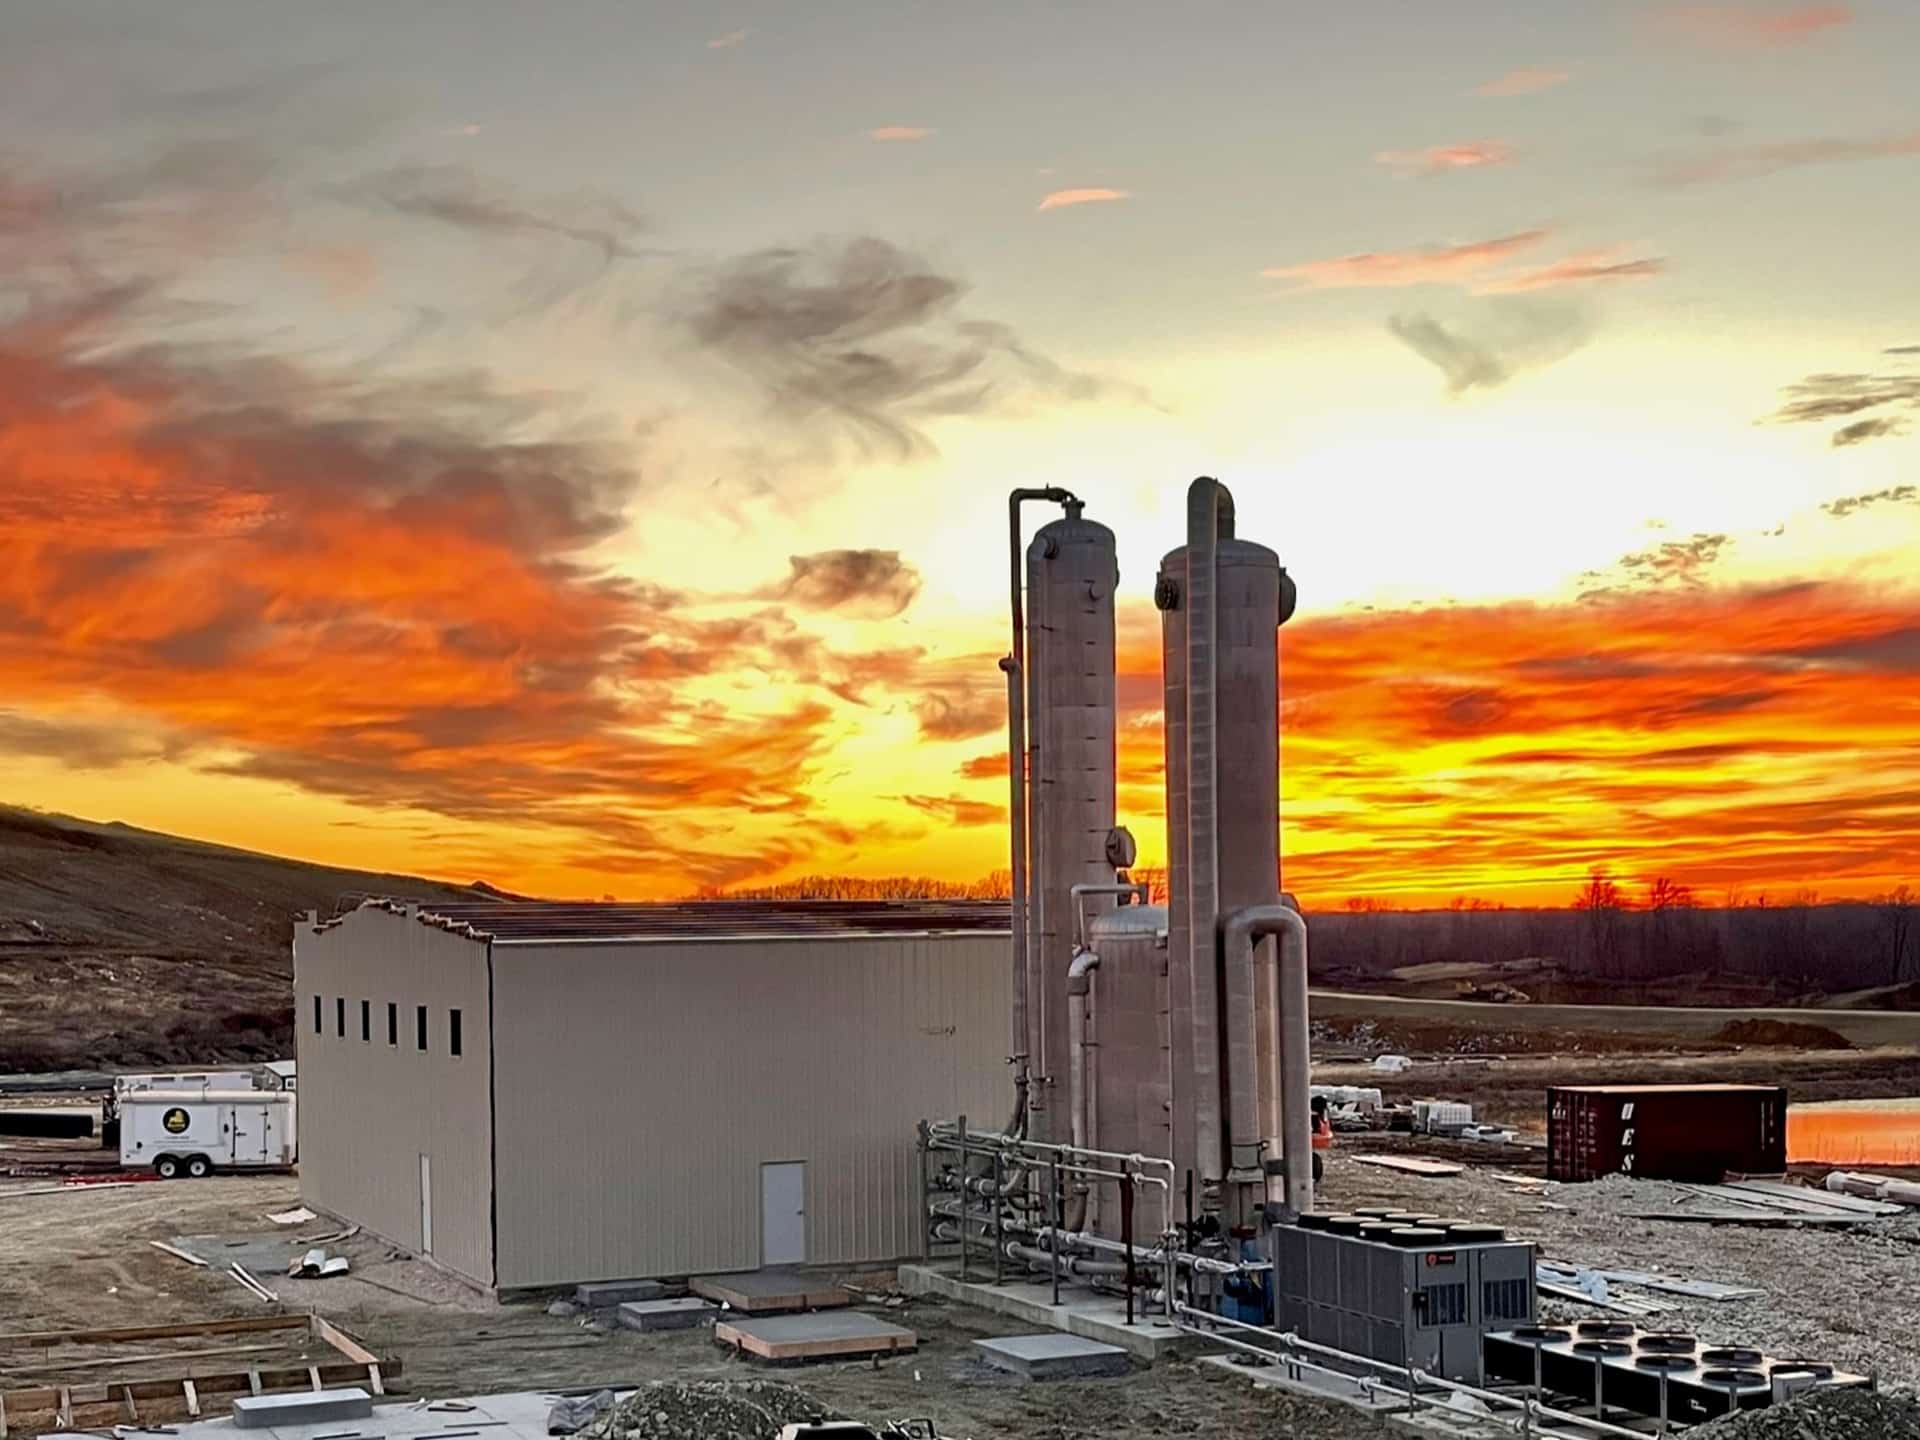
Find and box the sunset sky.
[3,2,1918,906]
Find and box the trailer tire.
[155,1154,182,1180]
[186,1154,213,1179]
[1312,1152,1324,1184]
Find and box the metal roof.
[394,897,1013,944]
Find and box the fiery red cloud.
[1102,585,1920,906]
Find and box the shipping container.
[1546,1084,1786,1183]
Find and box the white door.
[760,1161,806,1266]
[230,1107,272,1164]
[419,1153,434,1255]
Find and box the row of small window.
[313,996,462,1057]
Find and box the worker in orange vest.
[1310,1095,1332,1182]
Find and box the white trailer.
[119,1089,297,1179]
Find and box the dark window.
[387,1002,398,1046]
[336,997,346,1038]
[360,999,371,1042]
[416,1004,428,1052]
[313,995,322,1034]
[449,1008,463,1058]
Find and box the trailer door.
[229,1106,273,1164]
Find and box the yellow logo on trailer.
[162,1107,190,1134]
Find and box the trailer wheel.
[186,1154,213,1180]
[155,1154,182,1180]
[1312,1151,1324,1184]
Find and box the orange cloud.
[868,126,932,142]
[1649,4,1853,50]
[1375,141,1515,177]
[1037,187,1131,212]
[1100,581,1920,907]
[1473,67,1570,97]
[1478,249,1667,293]
[1262,229,1549,290]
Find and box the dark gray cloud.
[1885,344,1920,356]
[1618,533,1731,587]
[914,688,1005,742]
[1822,485,1919,518]
[339,164,650,262]
[1832,416,1910,447]
[1765,359,1920,447]
[897,793,1002,827]
[678,236,1136,458]
[0,711,182,768]
[1388,299,1593,394]
[763,549,923,618]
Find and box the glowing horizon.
[2,3,1917,909]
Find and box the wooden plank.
[248,1368,262,1396]
[4,1342,282,1375]
[121,1383,138,1421]
[0,1315,307,1349]
[307,1365,322,1392]
[1,1382,9,1440]
[1720,1180,1900,1217]
[183,1379,200,1418]
[2,1356,404,1418]
[366,1363,385,1398]
[56,1387,71,1430]
[1350,1154,1465,1177]
[149,1240,210,1268]
[310,1316,378,1367]
[0,1182,140,1201]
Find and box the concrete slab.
[691,1267,850,1313]
[231,1388,373,1430]
[897,1264,1190,1361]
[975,1333,1131,1379]
[575,1277,666,1308]
[617,1296,718,1332]
[715,1311,916,1364]
[162,1387,635,1440]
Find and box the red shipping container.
[1546,1084,1787,1183]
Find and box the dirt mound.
[1716,1018,1854,1050]
[1697,1386,1920,1438]
[585,1380,836,1440]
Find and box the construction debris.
[228,1263,277,1302]
[287,1248,350,1278]
[578,1381,834,1440]
[266,1207,316,1226]
[149,1240,209,1268]
[1827,1170,1920,1207]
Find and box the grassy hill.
[0,806,484,1072]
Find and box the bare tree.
[1875,884,1916,984]
[1573,867,1628,974]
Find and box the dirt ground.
[0,1175,1376,1440]
[8,1154,1918,1439]
[1318,1043,1920,1128]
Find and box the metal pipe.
[1065,946,1099,1230]
[1221,904,1313,1215]
[1003,485,1081,1140]
[1185,477,1233,1201]
[1034,1226,1248,1276]
[1171,1307,1646,1440]
[1070,882,1148,951]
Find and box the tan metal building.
[294,899,1010,1291]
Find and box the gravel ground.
[1319,1160,1920,1389]
[1696,1386,1920,1438]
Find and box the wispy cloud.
[1765,357,1920,446]
[678,236,1140,460]
[759,550,923,619]
[868,126,932,143]
[1823,485,1918,517]
[1388,300,1594,393]
[1647,4,1853,51]
[339,164,651,261]
[1263,230,1549,290]
[1473,67,1570,97]
[1652,130,1920,186]
[1375,141,1515,178]
[1037,187,1131,212]
[1480,249,1667,293]
[898,793,1002,827]
[706,28,750,49]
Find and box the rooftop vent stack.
[1156,477,1294,1224]
[1023,506,1120,1144]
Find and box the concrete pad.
[691,1267,850,1313]
[897,1264,1190,1361]
[715,1311,916,1363]
[975,1333,1131,1379]
[575,1277,666,1308]
[617,1296,718,1332]
[231,1388,373,1429]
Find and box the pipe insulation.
[1222,903,1313,1214]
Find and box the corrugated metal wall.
[293,909,495,1285]
[491,934,1009,1289]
